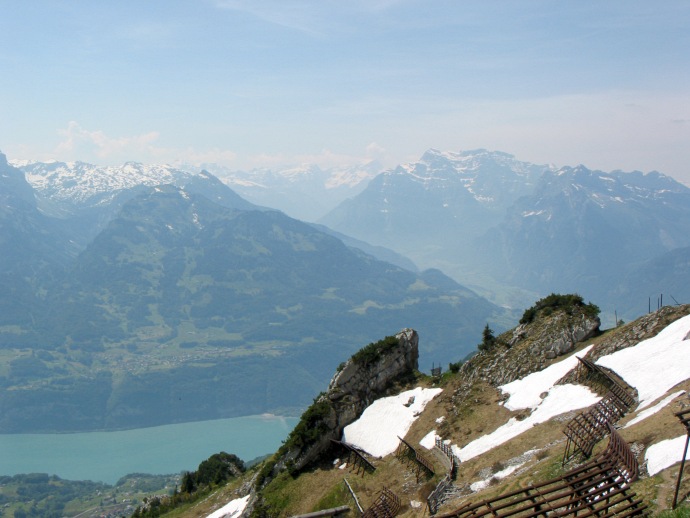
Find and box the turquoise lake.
[0,415,298,484]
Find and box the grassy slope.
[172,306,690,517]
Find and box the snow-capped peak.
[13,160,202,207]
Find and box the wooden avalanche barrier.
[672,407,690,509]
[395,436,435,482]
[437,425,647,518]
[331,439,376,475]
[362,486,401,518]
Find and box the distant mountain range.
[176,161,382,221]
[319,149,690,322]
[0,153,502,433]
[5,146,690,432]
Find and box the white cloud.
[55,121,159,161]
[51,122,239,168]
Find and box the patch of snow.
[470,461,526,492]
[500,344,595,411]
[625,391,685,428]
[436,416,446,424]
[420,430,439,450]
[645,435,688,476]
[453,384,600,462]
[597,314,690,410]
[343,387,443,457]
[206,494,250,518]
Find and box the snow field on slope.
[452,384,601,462]
[206,494,250,518]
[441,345,601,462]
[596,314,690,410]
[500,344,595,411]
[624,390,685,428]
[342,387,443,457]
[344,314,690,495]
[645,436,689,476]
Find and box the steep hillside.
[478,167,690,309]
[0,181,505,432]
[0,155,74,326]
[162,302,690,518]
[320,149,550,269]
[16,159,259,249]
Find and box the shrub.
[282,394,333,452]
[477,324,497,353]
[520,293,600,325]
[351,335,399,366]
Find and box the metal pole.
[672,433,690,509]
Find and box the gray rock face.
[541,313,600,358]
[458,308,601,391]
[328,328,419,403]
[279,329,419,473]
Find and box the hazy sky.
[1,1,689,183]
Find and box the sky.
[1,1,689,183]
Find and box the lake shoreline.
[0,415,298,484]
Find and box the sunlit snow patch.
[342,387,442,457]
[453,384,600,462]
[597,314,690,410]
[645,435,688,476]
[420,430,439,450]
[206,494,250,518]
[470,461,526,492]
[500,344,594,411]
[625,390,685,428]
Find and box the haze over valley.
[1,3,689,515]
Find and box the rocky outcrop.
[273,329,419,474]
[328,328,419,405]
[458,307,600,390]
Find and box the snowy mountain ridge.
[393,148,555,204]
[14,159,201,207]
[12,158,383,221]
[533,165,686,211]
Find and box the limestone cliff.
[269,329,418,475]
[458,304,600,390]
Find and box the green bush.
[520,293,600,325]
[351,335,399,366]
[448,361,462,373]
[477,323,496,352]
[282,393,332,452]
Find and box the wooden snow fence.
[562,357,638,464]
[331,440,377,475]
[395,436,435,482]
[575,357,636,409]
[435,436,460,479]
[436,424,648,518]
[428,436,462,515]
[362,486,401,518]
[562,392,628,464]
[672,407,690,509]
